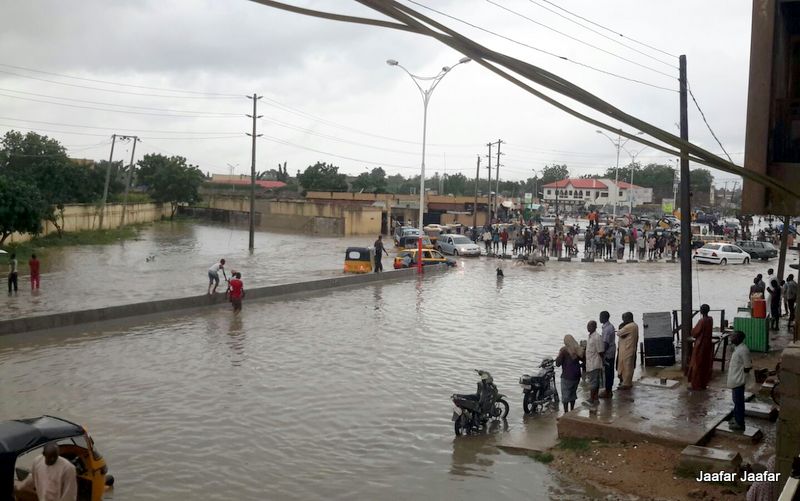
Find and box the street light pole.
[387,57,470,273]
[597,130,643,216]
[621,143,648,213]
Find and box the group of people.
[207,258,245,314]
[584,225,677,261]
[7,253,41,295]
[469,223,581,258]
[748,268,798,330]
[552,310,640,412]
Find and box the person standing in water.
[29,253,40,290]
[7,252,18,294]
[228,272,244,314]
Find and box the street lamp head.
[386,59,399,66]
[595,130,603,134]
[459,57,471,64]
[442,66,450,72]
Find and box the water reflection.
[449,420,508,478]
[226,315,245,368]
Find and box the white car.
[436,234,481,256]
[693,243,751,265]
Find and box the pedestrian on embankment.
[29,253,40,290]
[207,258,226,295]
[786,275,797,327]
[556,334,584,413]
[728,330,751,431]
[687,304,713,391]
[7,252,18,295]
[768,279,782,331]
[616,312,639,390]
[583,320,604,410]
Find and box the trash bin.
[733,316,769,352]
[751,298,767,318]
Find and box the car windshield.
[451,236,472,244]
[701,244,722,250]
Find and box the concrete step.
[744,401,778,421]
[581,258,595,263]
[679,445,742,475]
[638,377,681,389]
[626,259,638,263]
[714,421,763,442]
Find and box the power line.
[0,92,240,118]
[483,0,676,78]
[0,87,241,116]
[524,0,676,68]
[537,0,678,59]
[0,123,242,141]
[687,85,733,163]
[0,62,242,97]
[0,69,241,99]
[0,116,239,135]
[405,0,677,92]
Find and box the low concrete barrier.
[0,265,447,336]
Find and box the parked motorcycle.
[519,358,559,414]
[451,369,510,436]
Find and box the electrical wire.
[403,0,677,92]
[688,85,733,163]
[0,116,240,135]
[0,123,242,141]
[524,0,676,68]
[482,0,676,78]
[0,62,242,97]
[537,0,678,59]
[0,87,241,116]
[0,69,241,99]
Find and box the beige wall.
[204,196,382,236]
[8,203,171,243]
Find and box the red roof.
[543,179,607,189]
[616,181,642,189]
[211,179,287,189]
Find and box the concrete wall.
[8,203,171,243]
[777,342,800,491]
[0,265,448,336]
[203,195,382,236]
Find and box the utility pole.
[120,135,140,227]
[473,155,480,229]
[98,134,117,230]
[485,142,493,223]
[494,139,504,215]
[678,55,693,372]
[246,93,263,252]
[778,215,791,280]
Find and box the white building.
[541,178,653,211]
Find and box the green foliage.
[603,163,677,202]
[298,161,348,191]
[540,164,570,185]
[351,167,387,193]
[137,153,205,218]
[0,175,47,245]
[528,451,554,464]
[557,437,591,451]
[690,168,713,194]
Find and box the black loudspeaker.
[643,337,675,367]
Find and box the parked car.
[693,243,751,265]
[394,248,456,268]
[393,226,420,245]
[436,234,481,256]
[735,240,778,260]
[397,235,434,250]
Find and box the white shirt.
[208,262,223,274]
[585,331,605,372]
[727,343,752,388]
[18,455,77,501]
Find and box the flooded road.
[2,220,797,499]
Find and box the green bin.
[733,317,769,353]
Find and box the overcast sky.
[0,0,750,188]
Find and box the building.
[541,178,653,211]
[209,174,286,190]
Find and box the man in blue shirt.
[599,310,616,398]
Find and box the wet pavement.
[1,220,797,499]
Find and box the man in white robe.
[15,443,77,501]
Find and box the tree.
[351,167,387,193]
[540,164,570,185]
[137,154,205,218]
[690,168,713,194]
[0,175,47,244]
[297,162,348,191]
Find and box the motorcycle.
[451,369,510,436]
[519,358,559,414]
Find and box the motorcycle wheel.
[495,399,510,419]
[523,393,536,414]
[454,414,469,436]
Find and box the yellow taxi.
[393,248,456,269]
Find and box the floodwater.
[1,221,798,499]
[2,221,367,320]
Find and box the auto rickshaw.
[1,416,113,501]
[343,247,374,273]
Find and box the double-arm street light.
[596,130,644,217]
[621,144,649,213]
[387,56,470,272]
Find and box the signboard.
[524,192,533,204]
[662,198,675,214]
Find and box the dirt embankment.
[549,441,747,500]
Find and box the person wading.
[8,252,18,294]
[29,253,40,290]
[616,312,639,390]
[373,235,389,273]
[687,304,714,391]
[228,272,244,314]
[555,334,584,412]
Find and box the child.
[728,330,752,431]
[29,253,40,290]
[228,272,244,314]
